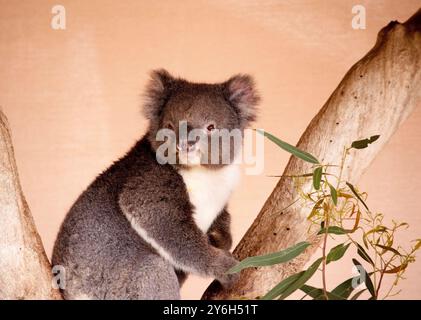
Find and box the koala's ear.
[224,74,260,127]
[143,69,174,120]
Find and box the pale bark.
[0,108,61,299]
[203,9,421,300]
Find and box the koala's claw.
[213,252,240,288]
[218,272,240,289]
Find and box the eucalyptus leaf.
[363,226,387,249]
[261,271,305,300]
[328,183,338,205]
[346,182,369,211]
[314,292,344,300]
[357,243,374,265]
[299,284,324,299]
[313,167,323,190]
[352,259,376,299]
[257,129,319,164]
[331,277,355,299]
[414,239,421,251]
[326,243,351,264]
[277,258,323,300]
[314,292,345,300]
[300,285,344,300]
[228,241,310,274]
[350,209,361,232]
[384,262,408,274]
[375,244,401,256]
[337,192,354,199]
[307,198,324,221]
[365,226,387,236]
[350,289,367,300]
[317,226,347,235]
[351,135,380,149]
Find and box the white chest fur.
[179,165,240,233]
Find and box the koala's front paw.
[213,252,240,289]
[218,270,240,289]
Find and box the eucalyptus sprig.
[229,130,420,300]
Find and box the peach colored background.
[1,0,420,299]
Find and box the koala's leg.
[207,208,233,251]
[57,246,180,300]
[119,177,239,288]
[105,252,181,300]
[53,213,181,300]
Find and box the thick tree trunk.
[203,9,421,300]
[0,108,61,299]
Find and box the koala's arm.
[207,209,233,251]
[118,176,238,286]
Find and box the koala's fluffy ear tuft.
[224,74,260,128]
[143,69,174,120]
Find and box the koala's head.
[143,69,260,169]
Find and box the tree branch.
[202,9,421,300]
[0,108,61,299]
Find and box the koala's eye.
[206,124,215,132]
[165,123,174,130]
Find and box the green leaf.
[257,129,319,164]
[331,278,355,299]
[228,242,310,274]
[261,271,305,300]
[277,258,323,300]
[350,289,367,300]
[313,167,323,190]
[329,183,338,205]
[326,243,351,264]
[300,285,344,300]
[346,182,369,211]
[357,243,374,265]
[317,226,347,235]
[314,292,344,300]
[351,135,380,149]
[352,259,376,299]
[299,284,324,299]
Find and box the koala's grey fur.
[52,69,259,300]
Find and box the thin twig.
[321,206,330,300]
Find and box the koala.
[52,69,260,300]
